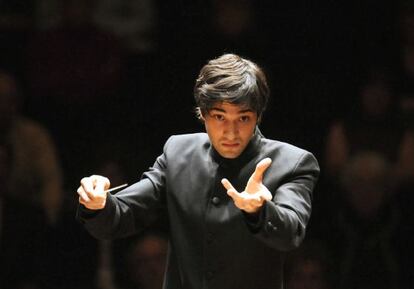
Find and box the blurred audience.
[207,0,264,58]
[396,2,414,125]
[93,0,157,56]
[0,70,63,224]
[93,146,169,289]
[117,230,168,289]
[324,68,414,183]
[92,0,162,142]
[0,70,63,288]
[49,149,130,289]
[0,1,35,76]
[95,157,130,289]
[181,0,269,69]
[285,240,333,289]
[26,0,122,108]
[26,0,122,118]
[326,152,403,289]
[33,0,160,106]
[25,0,123,186]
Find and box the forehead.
[210,102,254,113]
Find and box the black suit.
[78,129,320,289]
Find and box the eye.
[214,114,225,121]
[240,115,250,122]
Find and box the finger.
[221,178,237,192]
[251,158,272,183]
[94,176,108,194]
[79,196,89,207]
[91,175,110,189]
[79,196,86,206]
[259,191,272,202]
[226,187,240,200]
[101,175,111,190]
[79,197,99,210]
[80,177,96,199]
[83,175,110,197]
[221,178,241,201]
[77,186,91,203]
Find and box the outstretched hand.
[221,158,272,213]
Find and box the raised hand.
[221,158,273,213]
[77,175,111,210]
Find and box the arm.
[223,152,319,251]
[254,152,319,251]
[77,153,167,240]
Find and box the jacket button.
[212,196,220,205]
[266,221,277,232]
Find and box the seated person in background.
[324,68,414,183]
[0,69,63,289]
[330,152,403,289]
[0,69,63,225]
[119,230,168,289]
[285,239,333,289]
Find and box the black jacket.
[78,130,320,289]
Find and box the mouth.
[221,142,240,148]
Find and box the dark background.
[0,0,402,174]
[1,1,413,289]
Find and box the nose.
[224,120,239,139]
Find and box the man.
[77,53,320,289]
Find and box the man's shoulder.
[168,132,209,141]
[166,132,209,145]
[261,137,310,156]
[162,133,210,152]
[261,137,320,175]
[157,133,211,166]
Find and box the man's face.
[202,102,258,159]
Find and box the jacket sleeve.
[245,151,320,251]
[76,151,168,240]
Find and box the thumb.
[251,158,272,183]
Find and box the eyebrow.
[210,107,254,114]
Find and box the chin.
[224,155,238,159]
[220,151,241,159]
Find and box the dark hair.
[194,53,270,120]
